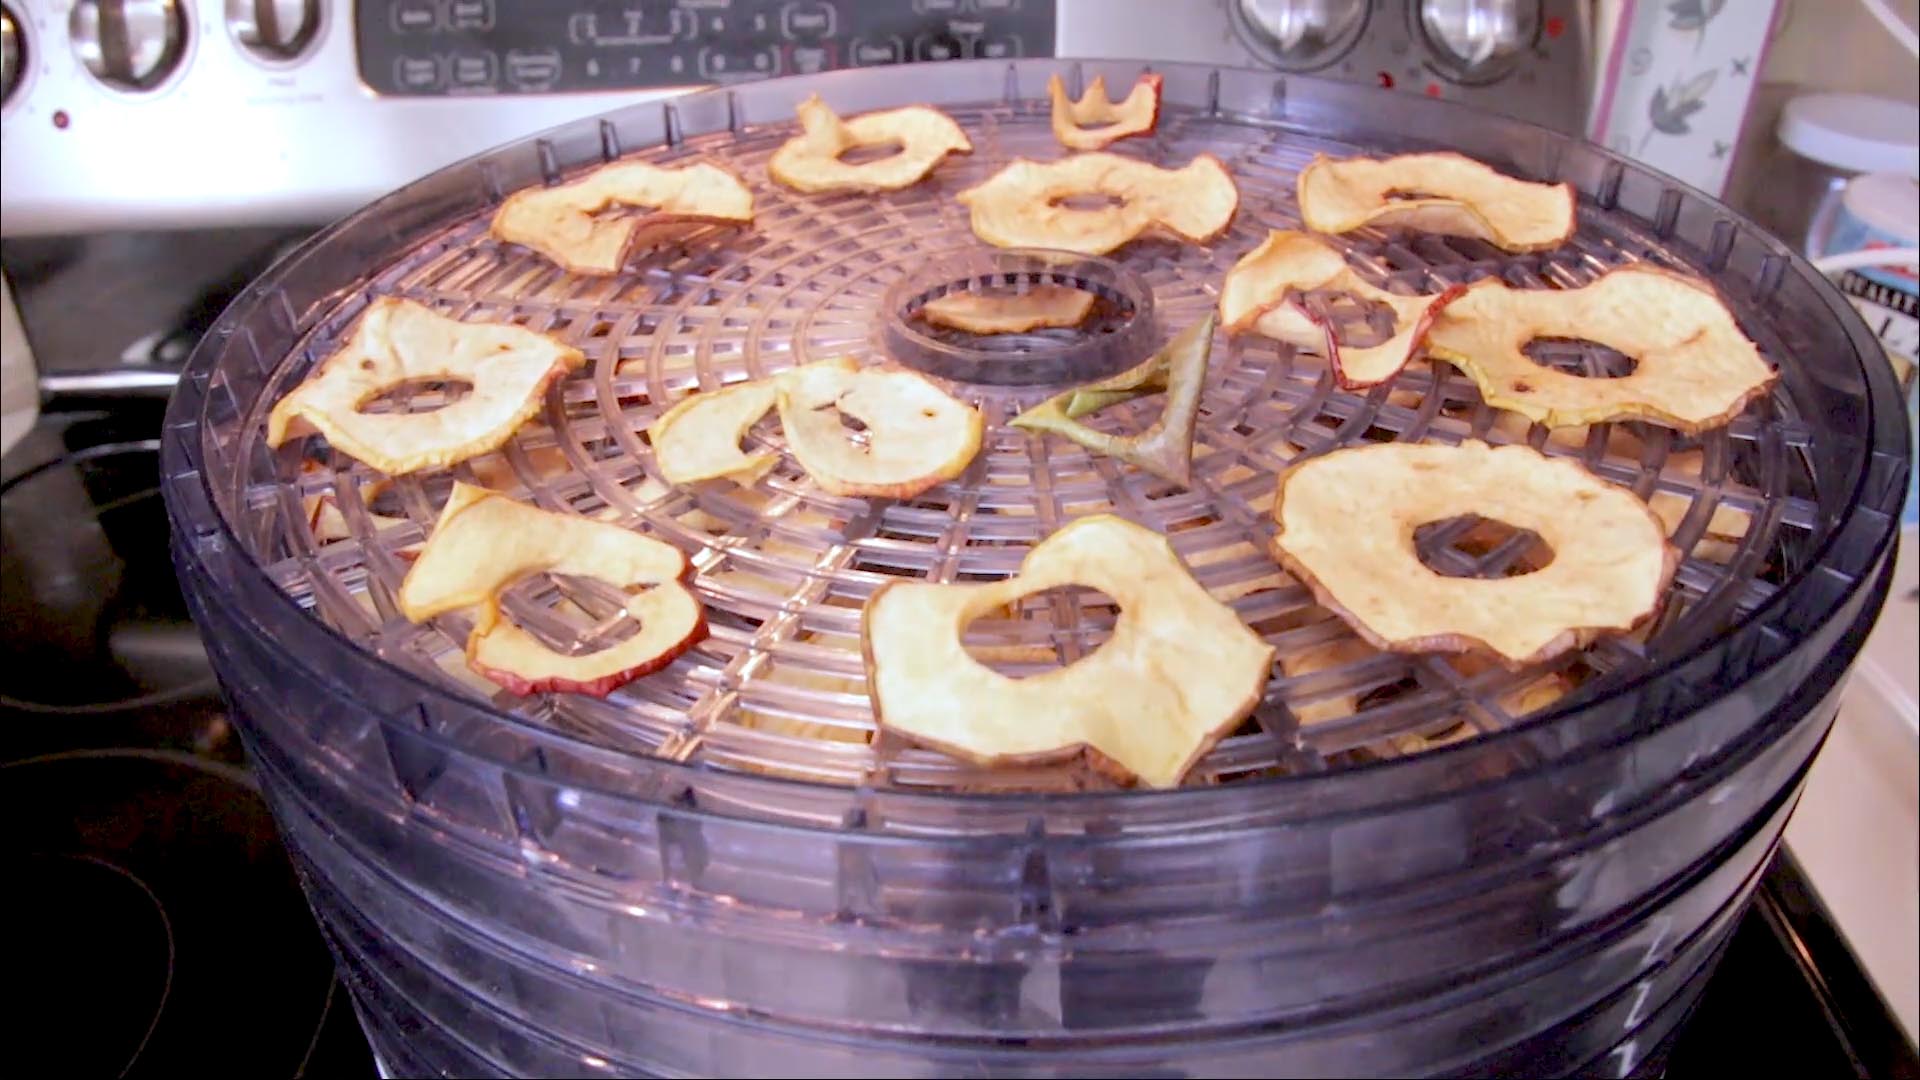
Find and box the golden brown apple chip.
[956,153,1239,256]
[491,160,753,275]
[863,514,1274,788]
[919,284,1097,334]
[1048,73,1162,151]
[397,483,705,697]
[1219,231,1464,387]
[1425,267,1776,434]
[651,379,781,486]
[267,299,581,476]
[1297,152,1576,252]
[767,95,971,193]
[1271,440,1677,667]
[776,358,984,499]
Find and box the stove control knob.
[69,0,188,91]
[1231,0,1368,71]
[1,5,23,106]
[1419,0,1538,80]
[227,0,320,61]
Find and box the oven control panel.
[356,1,1057,96]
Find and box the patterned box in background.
[1590,0,1787,196]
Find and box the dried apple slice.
[491,160,753,275]
[1271,440,1677,667]
[919,284,1097,334]
[863,514,1274,788]
[1425,267,1777,433]
[1048,72,1163,151]
[267,298,582,476]
[956,153,1239,256]
[397,482,705,696]
[651,379,780,486]
[1297,152,1576,252]
[776,358,984,499]
[1011,315,1215,486]
[1220,231,1465,387]
[767,95,971,194]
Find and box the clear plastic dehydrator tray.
[163,61,1909,1077]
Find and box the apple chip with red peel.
[1010,314,1215,486]
[863,514,1274,788]
[1220,231,1465,387]
[398,483,705,697]
[1425,267,1776,434]
[651,379,780,486]
[1271,441,1677,668]
[1048,72,1163,151]
[919,284,1097,334]
[767,95,972,194]
[956,153,1239,256]
[776,358,985,499]
[490,160,753,275]
[1298,152,1576,252]
[267,298,582,476]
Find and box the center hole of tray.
[1414,514,1556,579]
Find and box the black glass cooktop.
[2,405,1913,1079]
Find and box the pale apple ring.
[490,160,754,275]
[863,514,1274,788]
[1049,72,1163,151]
[956,152,1239,256]
[1425,266,1777,433]
[767,95,972,194]
[1219,231,1464,387]
[266,298,582,476]
[398,483,706,697]
[1297,152,1576,253]
[1271,441,1677,668]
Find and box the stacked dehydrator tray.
[161,60,1911,1077]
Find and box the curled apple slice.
[1048,72,1163,151]
[1220,231,1464,387]
[651,379,780,486]
[1297,152,1576,252]
[491,160,753,275]
[863,514,1274,788]
[776,358,984,499]
[1010,314,1215,486]
[1425,266,1776,433]
[767,95,972,194]
[919,284,1097,334]
[956,153,1239,256]
[397,483,706,697]
[267,298,582,476]
[1271,440,1676,668]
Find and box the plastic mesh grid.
[249,86,1821,793]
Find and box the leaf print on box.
[1668,0,1728,51]
[1640,69,1718,153]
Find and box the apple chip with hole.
[651,379,781,486]
[267,298,582,476]
[1425,267,1776,433]
[1011,314,1214,486]
[1271,440,1677,668]
[919,284,1098,334]
[1298,152,1576,252]
[777,358,984,499]
[863,514,1274,788]
[1049,72,1163,151]
[768,95,972,194]
[956,153,1239,256]
[397,483,705,697]
[1220,231,1465,387]
[490,160,753,275]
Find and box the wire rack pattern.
[250,82,1819,793]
